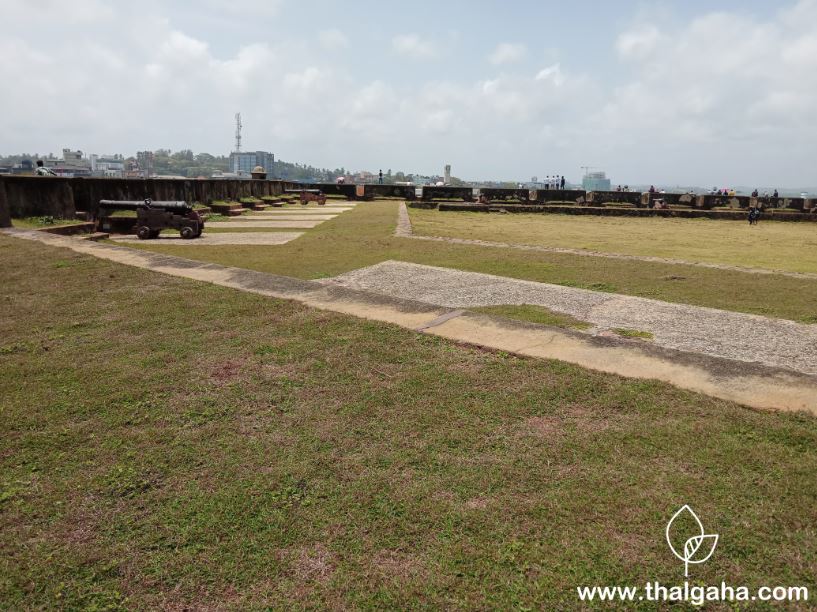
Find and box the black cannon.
[97,199,204,239]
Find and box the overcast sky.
[2,0,817,186]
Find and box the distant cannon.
[285,189,327,206]
[97,199,204,239]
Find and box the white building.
[90,155,125,178]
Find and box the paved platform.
[258,208,353,214]
[323,260,817,376]
[110,232,303,246]
[236,215,338,221]
[204,220,324,229]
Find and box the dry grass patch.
[410,208,817,275]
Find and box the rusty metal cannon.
[286,189,327,206]
[97,199,204,239]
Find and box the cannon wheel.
[136,226,152,240]
[180,226,196,240]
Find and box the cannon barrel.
[99,199,191,211]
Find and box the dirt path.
[396,203,817,281]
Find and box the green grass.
[470,305,592,330]
[119,201,817,324]
[612,328,655,340]
[1,234,817,609]
[409,209,817,275]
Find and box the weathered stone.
[529,189,586,204]
[0,179,10,227]
[422,186,474,202]
[586,191,642,206]
[0,175,293,220]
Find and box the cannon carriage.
[285,189,327,206]
[97,199,204,239]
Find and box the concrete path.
[259,209,352,214]
[4,227,817,415]
[323,260,817,376]
[231,215,338,221]
[204,220,324,229]
[110,232,304,246]
[396,203,817,281]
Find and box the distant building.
[44,149,92,177]
[582,171,611,191]
[211,171,245,179]
[10,159,35,175]
[136,151,156,178]
[90,154,125,178]
[230,151,274,176]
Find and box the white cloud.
[535,64,565,86]
[615,25,662,60]
[489,42,526,65]
[1,1,817,185]
[589,1,817,184]
[392,34,438,59]
[319,29,349,50]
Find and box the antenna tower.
[234,113,242,153]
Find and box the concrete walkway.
[258,208,354,214]
[4,227,817,415]
[322,261,817,376]
[204,220,324,229]
[110,232,303,246]
[237,215,338,221]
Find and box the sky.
[2,0,817,186]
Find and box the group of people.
[750,188,779,198]
[542,175,566,190]
[614,185,632,192]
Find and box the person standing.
[378,169,383,184]
[560,175,565,189]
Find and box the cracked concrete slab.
[322,260,817,377]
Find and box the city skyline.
[2,1,817,186]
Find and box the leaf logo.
[665,505,719,578]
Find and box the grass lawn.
[2,234,817,609]
[409,209,817,275]
[5,232,817,608]
[118,201,817,324]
